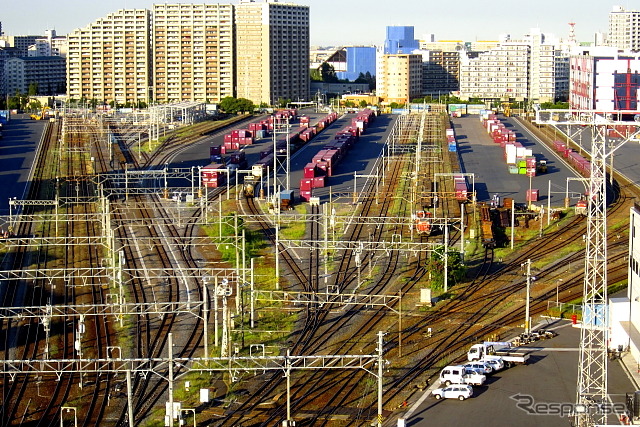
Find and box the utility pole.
[523,259,531,335]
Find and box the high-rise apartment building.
[152,3,234,103]
[608,5,640,50]
[377,54,423,104]
[459,29,566,103]
[67,9,152,105]
[5,56,66,95]
[235,0,309,105]
[421,50,460,96]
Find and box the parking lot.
[396,319,637,426]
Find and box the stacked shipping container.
[299,109,377,202]
[479,112,537,176]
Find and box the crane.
[535,109,640,426]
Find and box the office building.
[570,51,640,111]
[67,9,152,105]
[336,46,376,81]
[5,56,66,95]
[384,26,419,55]
[235,0,309,105]
[377,54,422,104]
[152,3,234,103]
[608,6,640,50]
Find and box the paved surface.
[393,320,637,426]
[0,114,46,216]
[452,115,588,207]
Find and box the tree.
[28,82,39,96]
[319,63,339,83]
[359,100,368,108]
[219,96,255,114]
[310,68,322,82]
[277,98,291,108]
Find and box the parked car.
[481,358,504,371]
[439,365,486,386]
[432,384,473,401]
[464,361,493,375]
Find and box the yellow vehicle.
[501,102,512,117]
[30,106,51,120]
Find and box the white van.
[439,365,486,386]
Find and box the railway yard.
[0,105,637,426]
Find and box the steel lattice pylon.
[575,124,608,426]
[534,109,640,426]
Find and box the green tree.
[310,68,322,82]
[359,100,368,108]
[319,63,339,83]
[277,98,291,108]
[28,82,39,96]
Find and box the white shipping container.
[516,146,527,158]
[505,144,517,164]
[486,120,496,132]
[524,149,533,157]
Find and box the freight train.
[551,140,591,178]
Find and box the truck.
[439,365,486,387]
[467,341,530,367]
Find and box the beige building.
[235,0,309,105]
[377,54,423,104]
[152,3,234,103]
[609,5,640,50]
[66,9,152,105]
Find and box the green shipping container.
[518,167,527,174]
[517,160,527,168]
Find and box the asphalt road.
[0,114,46,216]
[453,115,589,207]
[399,320,635,426]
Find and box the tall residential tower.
[235,0,309,105]
[66,9,152,105]
[609,5,640,50]
[152,3,234,103]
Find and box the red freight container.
[526,168,536,177]
[526,189,539,202]
[210,145,222,156]
[224,134,233,143]
[304,163,317,178]
[300,178,313,191]
[526,157,537,168]
[201,163,227,188]
[315,161,329,176]
[312,176,326,188]
[300,190,313,202]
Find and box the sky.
[0,0,624,46]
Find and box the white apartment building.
[460,29,566,103]
[609,5,640,50]
[377,54,423,104]
[28,30,68,57]
[66,9,152,105]
[152,3,234,103]
[610,204,640,363]
[235,0,310,105]
[460,44,530,100]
